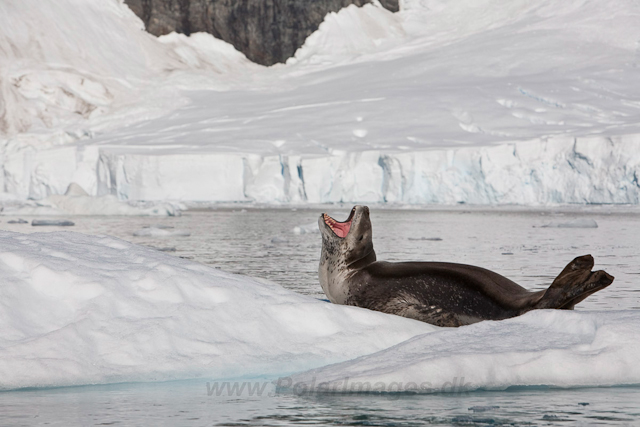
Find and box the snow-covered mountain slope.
[2,0,640,204]
[0,0,256,137]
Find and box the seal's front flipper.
[535,255,614,310]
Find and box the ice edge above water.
[286,309,640,394]
[9,134,640,205]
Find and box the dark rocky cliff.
[124,0,399,66]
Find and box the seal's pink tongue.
[332,221,351,238]
[324,213,352,238]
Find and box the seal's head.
[319,205,375,267]
[318,205,376,303]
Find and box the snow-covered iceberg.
[0,230,432,390]
[288,309,640,393]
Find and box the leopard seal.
[319,205,614,327]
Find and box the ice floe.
[31,219,75,227]
[540,218,599,228]
[0,231,637,392]
[133,226,191,237]
[0,231,431,390]
[292,222,320,235]
[7,219,28,224]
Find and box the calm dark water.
[1,207,639,425]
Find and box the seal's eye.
[358,235,363,241]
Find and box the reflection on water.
[1,206,639,425]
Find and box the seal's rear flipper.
[535,255,614,310]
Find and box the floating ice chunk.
[133,227,190,237]
[469,406,500,413]
[540,219,598,228]
[7,219,29,224]
[408,237,443,241]
[293,222,320,235]
[543,415,565,421]
[32,219,75,227]
[0,231,430,390]
[271,236,289,244]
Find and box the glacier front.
[2,0,640,205]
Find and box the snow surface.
[0,231,432,390]
[1,230,637,392]
[2,0,640,204]
[289,310,640,393]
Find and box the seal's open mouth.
[323,208,355,238]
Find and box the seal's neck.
[319,241,375,304]
[346,249,377,270]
